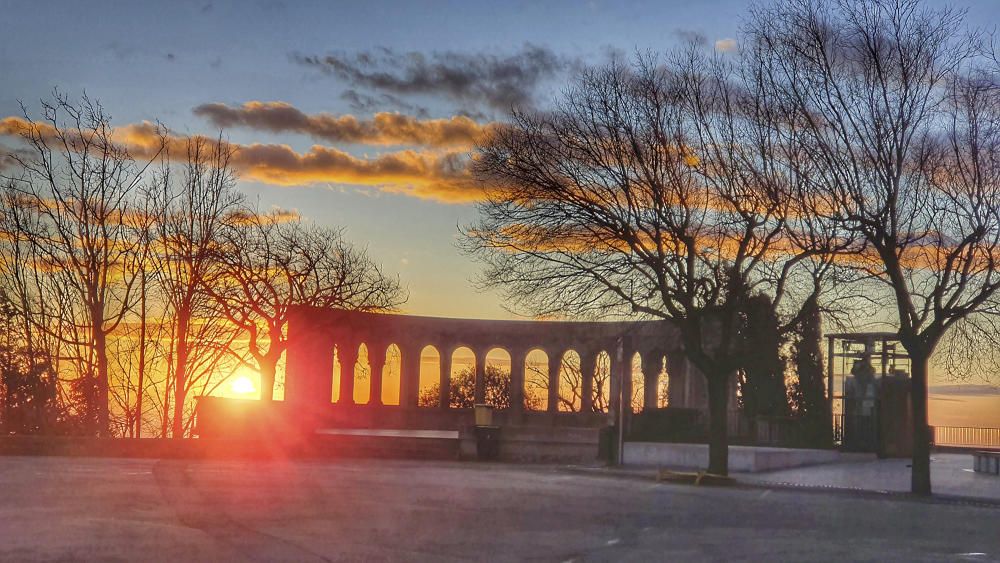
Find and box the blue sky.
[3,0,1000,320]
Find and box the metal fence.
[933,426,1000,449]
[831,416,1000,450]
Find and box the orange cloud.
[228,143,479,201]
[2,116,486,204]
[224,207,301,226]
[193,101,492,149]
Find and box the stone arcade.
[279,307,724,431]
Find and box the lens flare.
[231,375,256,395]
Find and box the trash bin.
[598,424,617,464]
[474,425,501,460]
[474,404,494,426]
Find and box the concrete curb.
[557,464,1000,509]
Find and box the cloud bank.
[193,101,490,149]
[0,116,484,204]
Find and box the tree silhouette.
[0,93,163,436]
[464,53,838,475]
[0,298,62,434]
[419,364,544,411]
[749,0,1000,494]
[0,93,408,437]
[789,294,831,447]
[207,211,405,402]
[738,293,791,419]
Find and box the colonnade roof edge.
[287,306,679,352]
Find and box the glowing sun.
[231,375,257,396]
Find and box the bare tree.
[464,53,837,475]
[419,364,523,410]
[523,354,616,413]
[149,136,244,437]
[206,211,406,401]
[747,0,999,494]
[0,93,162,435]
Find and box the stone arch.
[354,343,371,405]
[484,348,512,409]
[417,345,441,407]
[449,346,476,408]
[630,352,644,413]
[558,350,583,412]
[524,348,549,411]
[381,344,402,405]
[593,351,612,413]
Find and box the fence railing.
[933,426,1000,449]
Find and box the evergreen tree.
[0,299,62,434]
[789,294,831,447]
[737,292,790,419]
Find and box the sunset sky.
[4,0,1000,414]
[2,0,997,318]
[0,0,762,319]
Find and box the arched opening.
[631,352,644,413]
[524,349,548,411]
[449,346,476,408]
[657,354,670,408]
[417,345,441,408]
[485,348,512,410]
[331,345,341,403]
[593,351,612,413]
[382,344,402,405]
[354,343,371,405]
[558,350,582,412]
[273,356,286,401]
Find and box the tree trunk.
[910,352,931,495]
[171,312,190,438]
[707,373,730,476]
[135,276,147,439]
[94,327,110,437]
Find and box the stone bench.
[973,450,1000,475]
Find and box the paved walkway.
[739,453,1000,502]
[0,456,996,561]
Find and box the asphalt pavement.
[0,456,996,562]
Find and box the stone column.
[622,350,635,415]
[338,343,358,406]
[547,351,561,413]
[474,349,488,405]
[284,316,333,410]
[580,350,597,414]
[509,348,527,415]
[609,347,622,417]
[368,343,387,406]
[440,349,452,409]
[400,344,421,408]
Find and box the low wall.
[973,451,1000,475]
[623,442,841,473]
[195,396,609,439]
[0,434,459,461]
[459,426,602,464]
